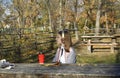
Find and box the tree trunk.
[105,12,109,35]
[74,0,79,40]
[95,0,101,36]
[44,0,53,36]
[59,0,62,29]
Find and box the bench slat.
[81,36,114,38]
[82,43,117,46]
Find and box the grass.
[76,53,117,64]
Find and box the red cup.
[38,54,45,64]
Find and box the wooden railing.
[83,28,120,36]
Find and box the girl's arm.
[52,48,61,66]
[52,48,60,63]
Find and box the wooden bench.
[81,35,117,53]
[82,43,117,53]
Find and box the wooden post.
[110,44,114,53]
[111,37,116,53]
[112,38,116,44]
[87,39,92,53]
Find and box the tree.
[95,0,102,36]
[73,0,79,40]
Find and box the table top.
[81,35,114,38]
[0,63,120,76]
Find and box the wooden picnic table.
[0,63,120,78]
[81,35,118,53]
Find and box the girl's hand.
[54,61,61,66]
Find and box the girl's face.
[56,34,62,45]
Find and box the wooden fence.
[0,27,56,63]
[83,28,120,36]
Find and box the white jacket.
[52,46,76,64]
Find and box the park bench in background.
[81,35,119,53]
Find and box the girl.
[52,29,76,64]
